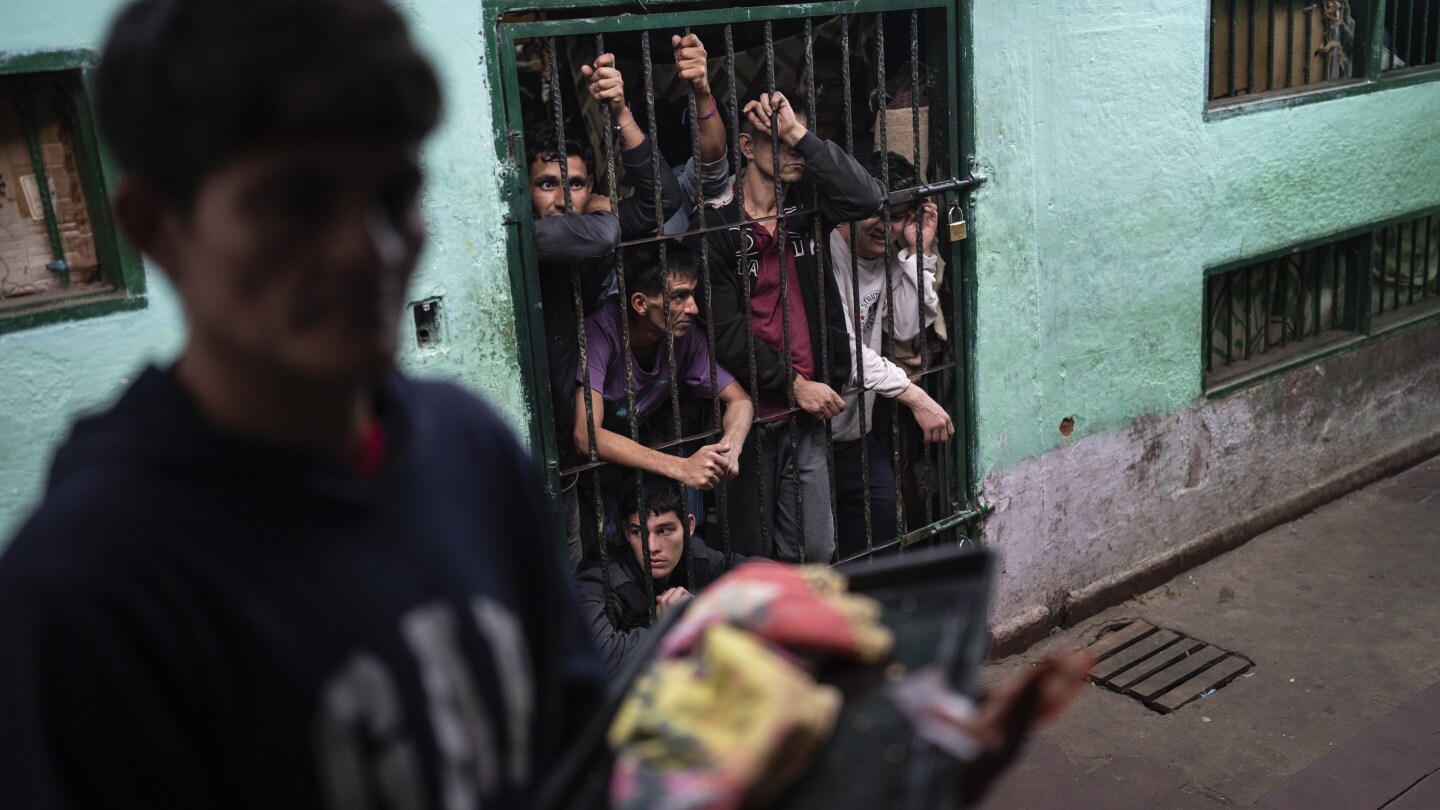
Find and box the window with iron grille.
[1208,0,1366,106]
[1205,208,1440,391]
[491,1,980,647]
[0,53,144,332]
[1382,0,1440,69]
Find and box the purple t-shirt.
[579,297,736,422]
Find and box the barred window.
[0,56,144,332]
[1205,208,1440,392]
[496,2,981,646]
[1208,0,1363,106]
[1382,0,1440,70]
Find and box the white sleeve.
[832,253,912,399]
[858,344,912,398]
[889,248,940,342]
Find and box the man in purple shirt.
[574,240,753,493]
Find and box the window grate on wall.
[1208,0,1362,105]
[495,1,980,633]
[1206,209,1440,391]
[1372,211,1440,325]
[0,57,142,332]
[1383,0,1440,70]
[1205,237,1363,384]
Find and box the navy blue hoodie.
[0,366,604,808]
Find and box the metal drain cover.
[1085,620,1253,713]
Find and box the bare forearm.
[614,107,644,151]
[587,424,684,478]
[696,89,726,163]
[719,396,753,449]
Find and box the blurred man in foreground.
[0,1,602,806]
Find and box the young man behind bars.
[527,52,684,568]
[573,240,752,506]
[0,0,606,806]
[828,151,955,559]
[702,88,883,564]
[576,474,732,675]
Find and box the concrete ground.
[976,453,1440,809]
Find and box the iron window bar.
[1208,0,1361,105]
[1206,210,1440,392]
[1382,0,1440,70]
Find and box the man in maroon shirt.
[702,88,883,563]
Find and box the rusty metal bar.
[878,12,908,551]
[685,26,731,567]
[640,30,695,593]
[1303,5,1313,85]
[803,19,841,552]
[834,507,982,564]
[841,14,875,554]
[1290,0,1301,86]
[1229,0,1238,94]
[1249,0,1258,92]
[1268,0,1277,89]
[553,36,617,626]
[763,20,808,562]
[16,80,69,285]
[911,9,935,531]
[726,24,772,560]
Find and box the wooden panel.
[1151,655,1253,713]
[1091,629,1182,683]
[1085,621,1156,662]
[1111,638,1208,691]
[1125,645,1231,701]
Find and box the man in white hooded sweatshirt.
[828,151,954,559]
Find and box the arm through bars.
[616,134,686,241]
[572,386,743,492]
[793,133,884,225]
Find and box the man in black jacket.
[577,474,733,675]
[0,1,604,807]
[703,88,883,564]
[528,52,685,568]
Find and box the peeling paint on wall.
[982,321,1440,628]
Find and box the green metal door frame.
[481,0,987,541]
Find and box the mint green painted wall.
[0,0,527,542]
[970,3,1440,477]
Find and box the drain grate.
[1084,620,1253,713]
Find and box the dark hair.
[737,84,812,136]
[96,0,442,211]
[622,239,701,299]
[619,474,687,525]
[525,121,596,178]
[862,151,919,195]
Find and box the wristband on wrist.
[614,117,637,134]
[682,96,719,124]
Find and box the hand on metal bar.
[897,383,954,444]
[901,201,940,256]
[581,54,642,149]
[792,376,844,420]
[743,91,807,147]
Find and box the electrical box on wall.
[411,298,443,350]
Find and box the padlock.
[947,203,968,242]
